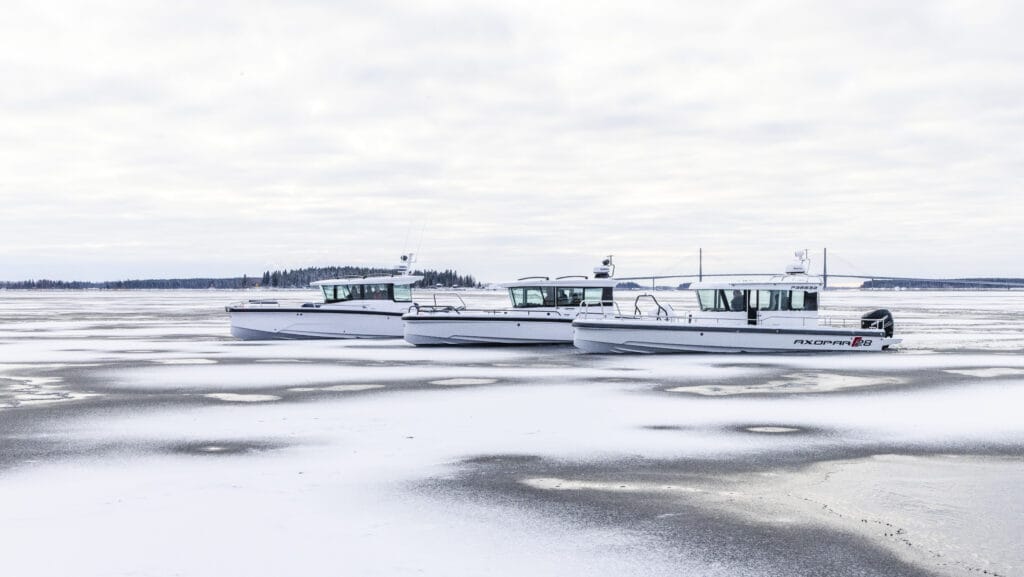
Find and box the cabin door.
[746,290,757,326]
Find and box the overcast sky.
[2,0,1021,282]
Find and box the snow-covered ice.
[0,288,1022,577]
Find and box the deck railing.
[577,294,885,332]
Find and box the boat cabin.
[502,278,616,309]
[311,274,423,304]
[690,277,823,327]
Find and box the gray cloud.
[1,0,1021,282]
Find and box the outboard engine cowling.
[861,309,894,338]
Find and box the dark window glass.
[391,284,411,303]
[323,285,357,303]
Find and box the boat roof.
[501,277,618,289]
[311,274,423,287]
[690,275,823,291]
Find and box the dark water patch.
[165,440,287,457]
[420,453,940,577]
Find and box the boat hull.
[402,315,574,345]
[228,308,404,340]
[573,319,892,354]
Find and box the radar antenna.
[785,250,811,275]
[396,253,416,274]
[594,255,615,278]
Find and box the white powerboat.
[227,255,423,339]
[573,251,902,354]
[403,257,618,345]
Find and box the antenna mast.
[823,247,828,290]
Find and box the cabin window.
[754,290,785,311]
[554,287,613,306]
[322,284,356,303]
[787,290,818,311]
[726,290,746,311]
[585,287,611,303]
[699,289,747,311]
[697,289,730,311]
[362,284,390,300]
[557,287,584,306]
[509,286,555,308]
[393,284,412,302]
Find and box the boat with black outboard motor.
[572,251,902,354]
[403,257,618,345]
[226,255,423,339]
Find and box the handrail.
[633,294,669,319]
[407,293,467,315]
[408,306,569,318]
[555,275,588,280]
[516,276,550,281]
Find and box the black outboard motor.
[861,309,894,338]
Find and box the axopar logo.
[793,338,873,348]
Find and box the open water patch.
[167,440,287,456]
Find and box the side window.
[787,291,818,311]
[788,290,803,310]
[725,290,746,311]
[517,288,556,306]
[804,291,818,311]
[697,290,715,311]
[525,288,543,305]
[516,287,556,307]
[556,288,574,306]
[362,284,389,300]
[756,290,782,311]
[558,287,585,306]
[510,287,526,307]
[700,290,740,312]
[393,284,412,302]
[323,285,356,303]
[584,287,605,303]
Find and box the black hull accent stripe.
[402,316,575,323]
[228,308,403,317]
[572,321,882,337]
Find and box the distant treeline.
[259,266,477,288]
[860,278,1024,290]
[1,266,478,290]
[0,278,253,289]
